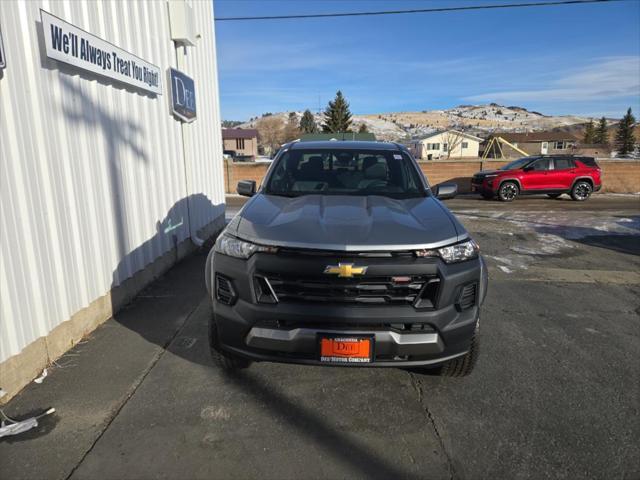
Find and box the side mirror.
[237,180,256,197]
[523,165,534,172]
[435,183,457,200]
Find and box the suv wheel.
[547,193,562,199]
[439,335,479,377]
[209,313,251,371]
[498,181,519,202]
[571,181,592,201]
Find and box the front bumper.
[209,251,487,367]
[471,177,498,194]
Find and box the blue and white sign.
[169,68,196,123]
[40,10,161,94]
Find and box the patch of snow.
[486,255,530,270]
[235,104,593,142]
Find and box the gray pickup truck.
[206,141,487,376]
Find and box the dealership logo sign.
[169,68,196,122]
[40,9,161,95]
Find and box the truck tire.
[571,181,593,201]
[439,335,479,377]
[209,314,251,371]
[498,181,519,202]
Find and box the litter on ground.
[0,408,56,439]
[33,369,48,384]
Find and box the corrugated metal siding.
[0,0,225,362]
[181,0,226,236]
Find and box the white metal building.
[0,0,225,401]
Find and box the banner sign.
[0,27,5,69]
[40,10,162,95]
[169,68,196,122]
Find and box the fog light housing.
[215,274,237,305]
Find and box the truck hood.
[473,169,502,176]
[229,194,466,251]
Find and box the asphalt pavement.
[1,194,639,480]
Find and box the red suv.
[471,155,602,202]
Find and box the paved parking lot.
[1,195,639,480]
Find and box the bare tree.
[256,116,285,156]
[441,130,465,159]
[283,112,301,143]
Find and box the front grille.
[472,175,484,185]
[277,248,414,258]
[256,319,436,333]
[264,275,439,308]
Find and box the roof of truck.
[289,140,402,151]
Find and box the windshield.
[499,157,536,170]
[265,149,427,199]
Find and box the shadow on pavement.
[224,370,420,479]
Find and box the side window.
[530,158,550,171]
[577,157,598,168]
[554,158,574,170]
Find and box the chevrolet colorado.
[206,141,488,376]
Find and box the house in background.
[222,128,258,161]
[407,130,482,160]
[574,144,613,158]
[483,131,579,157]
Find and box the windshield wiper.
[267,192,305,198]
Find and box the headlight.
[415,239,479,264]
[484,174,498,178]
[214,233,277,259]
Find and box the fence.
[223,159,640,194]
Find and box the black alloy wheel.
[498,182,519,202]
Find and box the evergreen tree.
[322,91,352,133]
[583,119,595,144]
[594,117,609,144]
[358,123,369,133]
[615,108,636,155]
[299,109,317,134]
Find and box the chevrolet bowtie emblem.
[324,263,368,278]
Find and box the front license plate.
[318,334,373,364]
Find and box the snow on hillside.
[238,111,406,141]
[236,104,595,142]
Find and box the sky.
[213,0,640,121]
